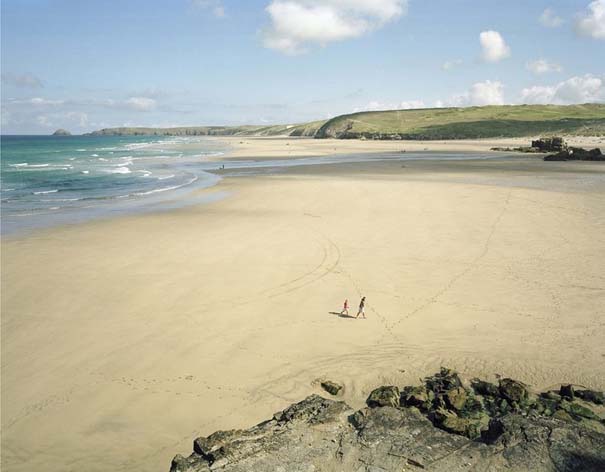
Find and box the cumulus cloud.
[191,0,226,18]
[263,0,407,54]
[479,30,511,63]
[353,99,424,112]
[539,8,563,28]
[124,97,157,111]
[575,0,605,39]
[521,75,604,104]
[438,80,505,107]
[526,59,562,75]
[442,59,463,71]
[1,72,43,88]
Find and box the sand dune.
[2,145,605,471]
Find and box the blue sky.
[1,0,604,134]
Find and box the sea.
[2,134,515,235]
[0,135,227,234]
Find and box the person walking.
[356,296,366,319]
[340,299,349,316]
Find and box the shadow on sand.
[328,311,357,319]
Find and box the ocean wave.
[81,170,90,174]
[157,174,175,180]
[91,154,99,157]
[33,189,59,195]
[108,167,132,174]
[133,176,199,196]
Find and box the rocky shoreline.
[170,369,605,471]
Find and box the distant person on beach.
[356,297,366,319]
[340,299,349,316]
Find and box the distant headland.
[85,104,605,140]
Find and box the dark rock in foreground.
[319,379,343,396]
[170,369,605,471]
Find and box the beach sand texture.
[2,141,605,471]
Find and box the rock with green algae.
[169,369,605,472]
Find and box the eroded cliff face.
[170,369,605,472]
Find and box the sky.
[1,0,604,134]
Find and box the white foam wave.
[91,154,99,157]
[81,170,90,174]
[133,176,198,196]
[33,189,59,195]
[108,167,132,174]
[157,174,175,180]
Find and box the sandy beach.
[2,138,605,472]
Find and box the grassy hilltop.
[315,104,605,139]
[86,104,605,140]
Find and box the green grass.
[86,104,605,140]
[86,120,326,137]
[315,104,605,139]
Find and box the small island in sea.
[52,128,71,136]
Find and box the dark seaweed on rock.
[170,369,605,472]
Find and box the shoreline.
[2,139,605,472]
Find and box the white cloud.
[526,59,562,75]
[191,0,226,18]
[34,111,89,129]
[439,80,505,107]
[28,97,65,106]
[353,99,425,112]
[124,97,157,111]
[539,8,563,28]
[1,72,44,88]
[441,59,463,71]
[521,75,604,104]
[263,0,407,54]
[575,0,605,39]
[479,30,511,63]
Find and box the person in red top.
[340,299,349,316]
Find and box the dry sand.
[2,139,605,471]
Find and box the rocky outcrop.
[544,147,604,161]
[52,128,71,136]
[532,137,566,152]
[170,369,605,471]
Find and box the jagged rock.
[444,386,467,412]
[559,400,600,421]
[400,385,433,411]
[170,371,605,471]
[430,407,487,439]
[532,137,566,152]
[319,380,343,396]
[499,378,530,407]
[366,385,400,408]
[425,367,463,393]
[544,147,604,161]
[576,389,605,405]
[471,378,499,397]
[560,384,575,399]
